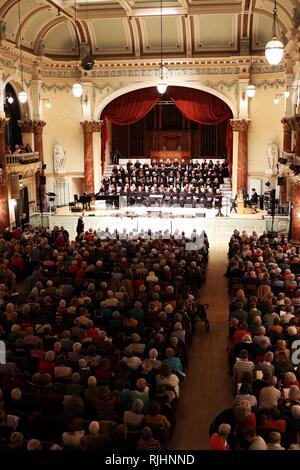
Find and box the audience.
[0,223,209,450]
[210,229,300,451]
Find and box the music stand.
[230,195,237,214]
[46,192,56,213]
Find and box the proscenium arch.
[93,80,238,122]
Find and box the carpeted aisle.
[171,240,232,449]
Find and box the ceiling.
[0,0,298,61]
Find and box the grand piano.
[78,193,93,210]
[95,194,120,208]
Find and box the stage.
[30,205,289,242]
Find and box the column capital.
[32,120,46,134]
[18,119,34,133]
[291,116,300,132]
[81,120,103,133]
[281,117,293,132]
[0,118,9,132]
[230,119,250,132]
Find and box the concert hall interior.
[0,0,300,453]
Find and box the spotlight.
[81,55,95,71]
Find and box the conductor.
[76,215,84,238]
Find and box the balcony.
[5,152,41,177]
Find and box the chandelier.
[265,0,284,65]
[157,0,167,94]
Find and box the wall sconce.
[40,98,51,109]
[4,94,14,104]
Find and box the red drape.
[100,86,233,172]
[167,86,233,171]
[101,88,159,171]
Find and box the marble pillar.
[81,121,102,194]
[0,118,10,231]
[291,184,300,243]
[33,120,46,209]
[281,117,292,153]
[230,119,249,193]
[280,118,293,204]
[17,119,34,149]
[292,117,300,157]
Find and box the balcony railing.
[6,152,40,165]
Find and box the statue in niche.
[267,141,278,172]
[53,143,66,174]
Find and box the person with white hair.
[27,439,42,450]
[208,423,231,450]
[89,421,100,436]
[68,342,83,363]
[123,399,145,429]
[9,432,24,450]
[258,376,281,410]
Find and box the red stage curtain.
[167,86,233,170]
[100,88,159,170]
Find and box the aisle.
[171,240,232,449]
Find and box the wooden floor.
[171,240,232,450]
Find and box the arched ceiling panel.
[193,13,238,53]
[22,9,58,47]
[140,15,184,55]
[4,0,41,40]
[90,18,133,55]
[44,21,76,55]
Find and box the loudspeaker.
[40,176,46,185]
[196,213,206,218]
[259,195,264,210]
[270,189,276,217]
[71,207,82,212]
[277,176,284,186]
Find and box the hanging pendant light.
[157,0,167,94]
[72,0,83,97]
[72,82,83,98]
[17,0,28,104]
[18,90,28,103]
[265,0,284,65]
[246,84,256,98]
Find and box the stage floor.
[30,204,289,242]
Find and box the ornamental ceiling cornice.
[0,40,288,78]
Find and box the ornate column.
[279,118,293,204]
[292,117,300,157]
[230,119,249,193]
[17,119,34,148]
[281,118,293,153]
[33,120,46,208]
[291,184,300,243]
[81,121,102,194]
[0,118,10,231]
[290,118,300,243]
